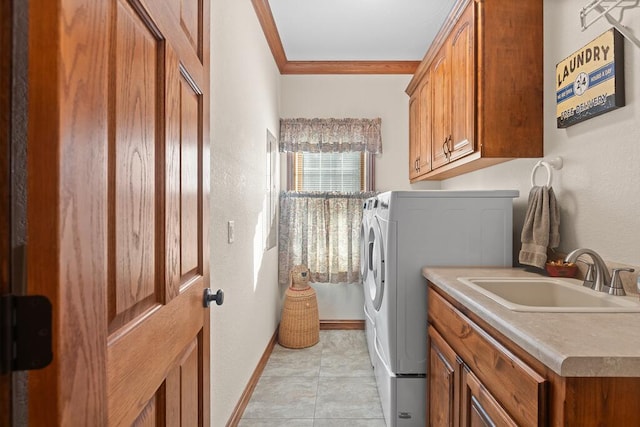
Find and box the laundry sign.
[556,28,625,128]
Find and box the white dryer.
[360,197,377,367]
[367,190,518,427]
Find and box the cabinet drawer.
[428,287,546,426]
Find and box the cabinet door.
[418,76,432,174]
[449,2,474,162]
[428,326,459,427]
[461,366,518,427]
[409,93,420,180]
[431,47,450,170]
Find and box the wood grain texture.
[448,6,474,162]
[180,340,199,426]
[251,0,287,72]
[429,282,640,426]
[461,366,518,427]
[162,365,181,425]
[407,0,543,181]
[0,0,11,421]
[418,81,432,174]
[282,61,419,75]
[429,288,546,427]
[430,51,450,171]
[133,395,157,427]
[27,0,110,424]
[180,0,201,58]
[26,0,211,424]
[477,0,543,158]
[165,46,181,302]
[406,0,472,95]
[180,74,200,277]
[428,326,459,427]
[113,0,159,318]
[107,282,204,425]
[320,320,364,330]
[408,94,420,179]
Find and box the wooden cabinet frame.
[407,0,543,181]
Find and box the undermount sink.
[457,277,640,312]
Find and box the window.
[288,152,374,192]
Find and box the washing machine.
[367,190,518,427]
[360,197,377,367]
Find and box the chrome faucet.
[564,248,611,293]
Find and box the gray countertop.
[422,267,640,377]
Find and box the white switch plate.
[227,220,235,244]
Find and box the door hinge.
[1,294,53,373]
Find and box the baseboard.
[225,328,279,427]
[226,319,365,425]
[320,319,364,330]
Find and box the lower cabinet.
[460,364,518,427]
[428,288,545,427]
[429,325,520,427]
[428,284,640,427]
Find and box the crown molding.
[250,0,419,75]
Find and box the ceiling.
[251,0,458,75]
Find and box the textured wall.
[442,0,640,269]
[280,75,439,320]
[209,0,281,424]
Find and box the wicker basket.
[278,285,320,349]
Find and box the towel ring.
[530,161,552,187]
[530,157,563,188]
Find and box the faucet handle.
[576,259,595,288]
[608,268,635,296]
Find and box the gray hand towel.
[518,186,560,269]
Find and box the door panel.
[431,51,450,170]
[26,0,210,424]
[111,0,161,328]
[449,4,474,162]
[180,73,202,278]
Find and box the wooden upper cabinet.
[406,0,543,181]
[430,50,450,171]
[448,6,474,163]
[409,93,420,180]
[409,78,433,180]
[418,79,432,174]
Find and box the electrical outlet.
[227,220,235,244]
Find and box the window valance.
[279,118,382,154]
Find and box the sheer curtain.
[278,118,381,286]
[278,191,376,286]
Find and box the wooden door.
[449,3,475,163]
[430,48,450,171]
[460,367,518,427]
[428,326,459,427]
[418,77,432,174]
[26,0,211,425]
[409,93,420,180]
[1,0,12,422]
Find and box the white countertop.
[422,267,640,377]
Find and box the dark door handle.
[203,288,224,308]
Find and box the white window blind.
[293,152,365,192]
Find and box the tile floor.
[239,330,386,426]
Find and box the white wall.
[442,0,640,270]
[210,0,281,424]
[280,75,441,192]
[208,0,640,421]
[280,75,439,320]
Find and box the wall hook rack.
[580,0,640,49]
